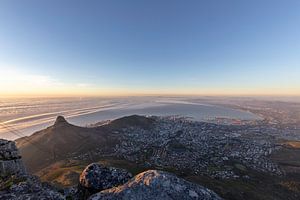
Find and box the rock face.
[78,163,132,199]
[0,139,64,200]
[89,170,223,200]
[0,139,26,177]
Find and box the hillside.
[16,115,154,173]
[16,116,115,173]
[0,138,223,200]
[15,115,300,200]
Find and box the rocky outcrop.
[54,116,69,127]
[78,163,132,199]
[0,139,26,177]
[0,175,65,200]
[89,170,223,200]
[0,139,64,200]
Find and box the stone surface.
[0,139,64,200]
[89,170,223,200]
[0,139,26,177]
[0,175,65,200]
[78,163,132,198]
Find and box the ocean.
[0,96,259,140]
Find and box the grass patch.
[234,163,247,172]
[0,175,27,191]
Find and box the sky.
[0,0,300,97]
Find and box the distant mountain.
[16,115,153,173]
[16,116,108,173]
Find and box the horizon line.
[1,93,300,99]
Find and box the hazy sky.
[0,0,300,96]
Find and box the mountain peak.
[54,116,68,127]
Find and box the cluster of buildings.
[113,116,285,179]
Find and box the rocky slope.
[0,139,64,200]
[0,175,65,200]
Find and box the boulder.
[78,163,132,199]
[89,170,223,200]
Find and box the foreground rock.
[0,139,26,176]
[78,163,132,199]
[0,175,65,200]
[89,170,223,200]
[0,139,64,200]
